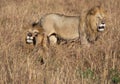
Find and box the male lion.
[28,5,107,45]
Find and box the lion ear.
[98,2,105,9]
[99,4,107,14]
[90,8,97,15]
[97,1,103,8]
[32,22,38,27]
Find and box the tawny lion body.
[39,5,107,44]
[41,14,80,40]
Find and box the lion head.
[25,24,45,46]
[85,5,107,43]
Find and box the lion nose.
[101,21,105,24]
[27,33,32,37]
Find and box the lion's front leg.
[79,30,89,46]
[87,32,98,44]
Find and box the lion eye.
[97,15,103,20]
[34,32,39,36]
[27,33,32,37]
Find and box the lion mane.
[24,24,48,49]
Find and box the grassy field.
[0,0,120,84]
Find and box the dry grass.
[0,0,120,84]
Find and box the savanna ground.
[0,0,120,84]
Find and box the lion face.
[96,8,106,32]
[26,29,39,45]
[25,25,44,46]
[89,5,107,32]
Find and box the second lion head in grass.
[24,23,48,49]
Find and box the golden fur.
[24,5,107,47]
[37,5,107,44]
[85,5,107,43]
[24,24,47,49]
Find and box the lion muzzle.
[26,32,34,44]
[26,36,34,43]
[98,22,105,32]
